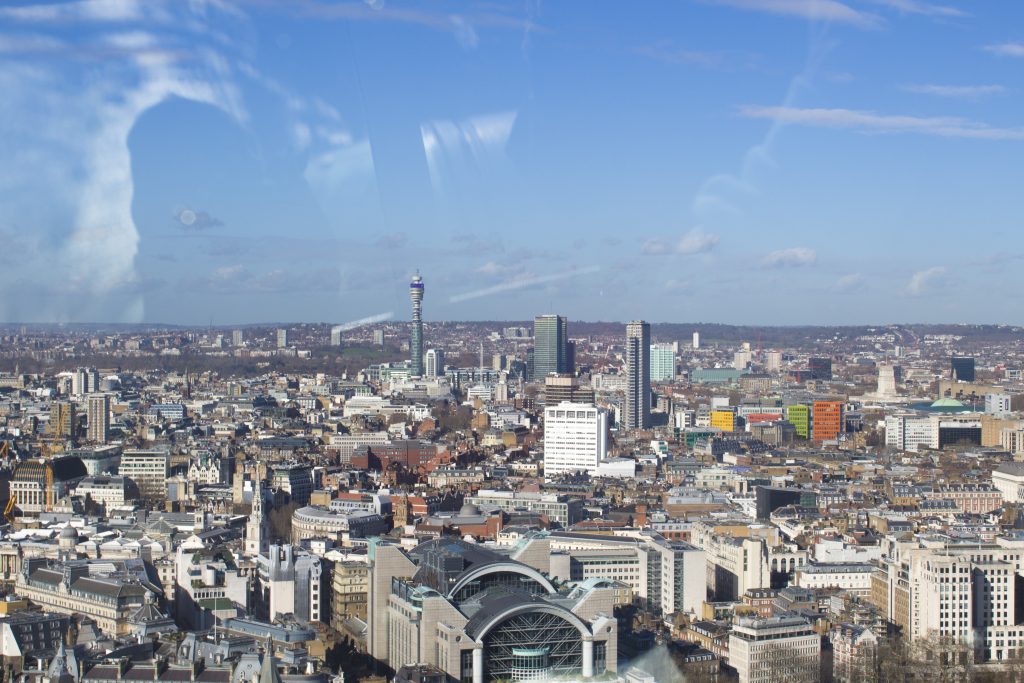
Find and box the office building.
[650,343,675,382]
[87,393,110,444]
[624,321,651,430]
[986,393,1013,417]
[534,314,570,379]
[729,615,820,683]
[256,544,323,624]
[270,462,314,506]
[812,400,843,443]
[543,373,594,405]
[543,401,609,477]
[809,357,832,381]
[330,325,343,347]
[120,449,170,499]
[410,274,425,376]
[10,457,87,514]
[276,328,288,348]
[424,348,444,378]
[951,356,975,382]
[467,490,584,527]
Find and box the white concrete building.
[992,463,1024,504]
[729,615,820,683]
[794,562,874,596]
[543,401,609,477]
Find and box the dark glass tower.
[533,315,569,379]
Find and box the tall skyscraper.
[692,331,700,350]
[330,325,343,347]
[425,349,444,378]
[276,328,288,348]
[87,393,110,444]
[624,321,651,430]
[409,274,425,376]
[533,314,569,380]
[232,329,244,346]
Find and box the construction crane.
[3,492,17,526]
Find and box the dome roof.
[931,397,965,408]
[459,503,481,517]
[59,525,78,539]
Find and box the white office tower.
[424,349,444,378]
[543,402,609,477]
[986,393,1013,417]
[692,331,700,350]
[330,325,343,347]
[276,328,288,348]
[624,321,651,430]
[765,350,782,373]
[87,393,110,444]
[876,363,899,398]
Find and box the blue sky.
[1,0,1022,326]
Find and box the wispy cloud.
[703,0,880,28]
[338,311,393,332]
[0,0,150,23]
[834,273,865,291]
[906,266,947,295]
[762,247,817,268]
[449,266,600,304]
[864,0,966,17]
[984,43,1024,58]
[902,83,1005,99]
[642,229,720,256]
[739,105,1024,140]
[635,43,760,71]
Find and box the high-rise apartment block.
[624,321,651,430]
[330,325,343,347]
[87,393,110,444]
[232,329,243,346]
[650,343,675,382]
[533,314,570,380]
[276,328,288,348]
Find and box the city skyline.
[1,0,1022,327]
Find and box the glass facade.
[483,611,583,681]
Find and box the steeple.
[245,483,267,557]
[257,636,282,683]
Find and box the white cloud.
[834,273,865,291]
[449,15,478,49]
[678,229,721,254]
[739,105,1024,140]
[985,43,1024,58]
[906,266,947,295]
[865,0,966,17]
[762,247,817,268]
[903,83,1005,98]
[704,0,880,28]
[0,0,148,23]
[642,229,720,256]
